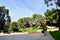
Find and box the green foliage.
[17,18,24,28]
[16,14,44,32]
[32,14,44,27]
[44,0,49,4]
[25,27,39,32]
[44,0,60,7]
[0,6,11,33]
[19,28,26,32]
[18,27,39,32]
[17,14,44,29]
[3,26,9,33]
[10,22,19,32]
[0,19,5,30]
[17,17,31,28]
[50,31,60,40]
[44,9,60,26]
[32,14,43,21]
[56,0,60,7]
[44,0,60,31]
[0,13,44,33]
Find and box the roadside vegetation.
[19,27,40,32]
[0,14,45,33]
[0,1,60,40]
[50,31,60,40]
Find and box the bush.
[12,27,19,32]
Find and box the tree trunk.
[59,27,60,31]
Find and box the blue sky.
[0,0,56,22]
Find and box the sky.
[0,0,56,22]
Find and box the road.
[0,32,54,40]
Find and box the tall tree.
[0,6,11,32]
[44,0,60,8]
[44,0,60,30]
[17,17,31,28]
[10,22,18,32]
[45,9,60,30]
[32,14,44,27]
[17,18,24,28]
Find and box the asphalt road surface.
[0,33,54,40]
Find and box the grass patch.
[19,27,40,32]
[19,28,26,32]
[26,27,39,32]
[50,31,60,40]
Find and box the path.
[0,32,54,40]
